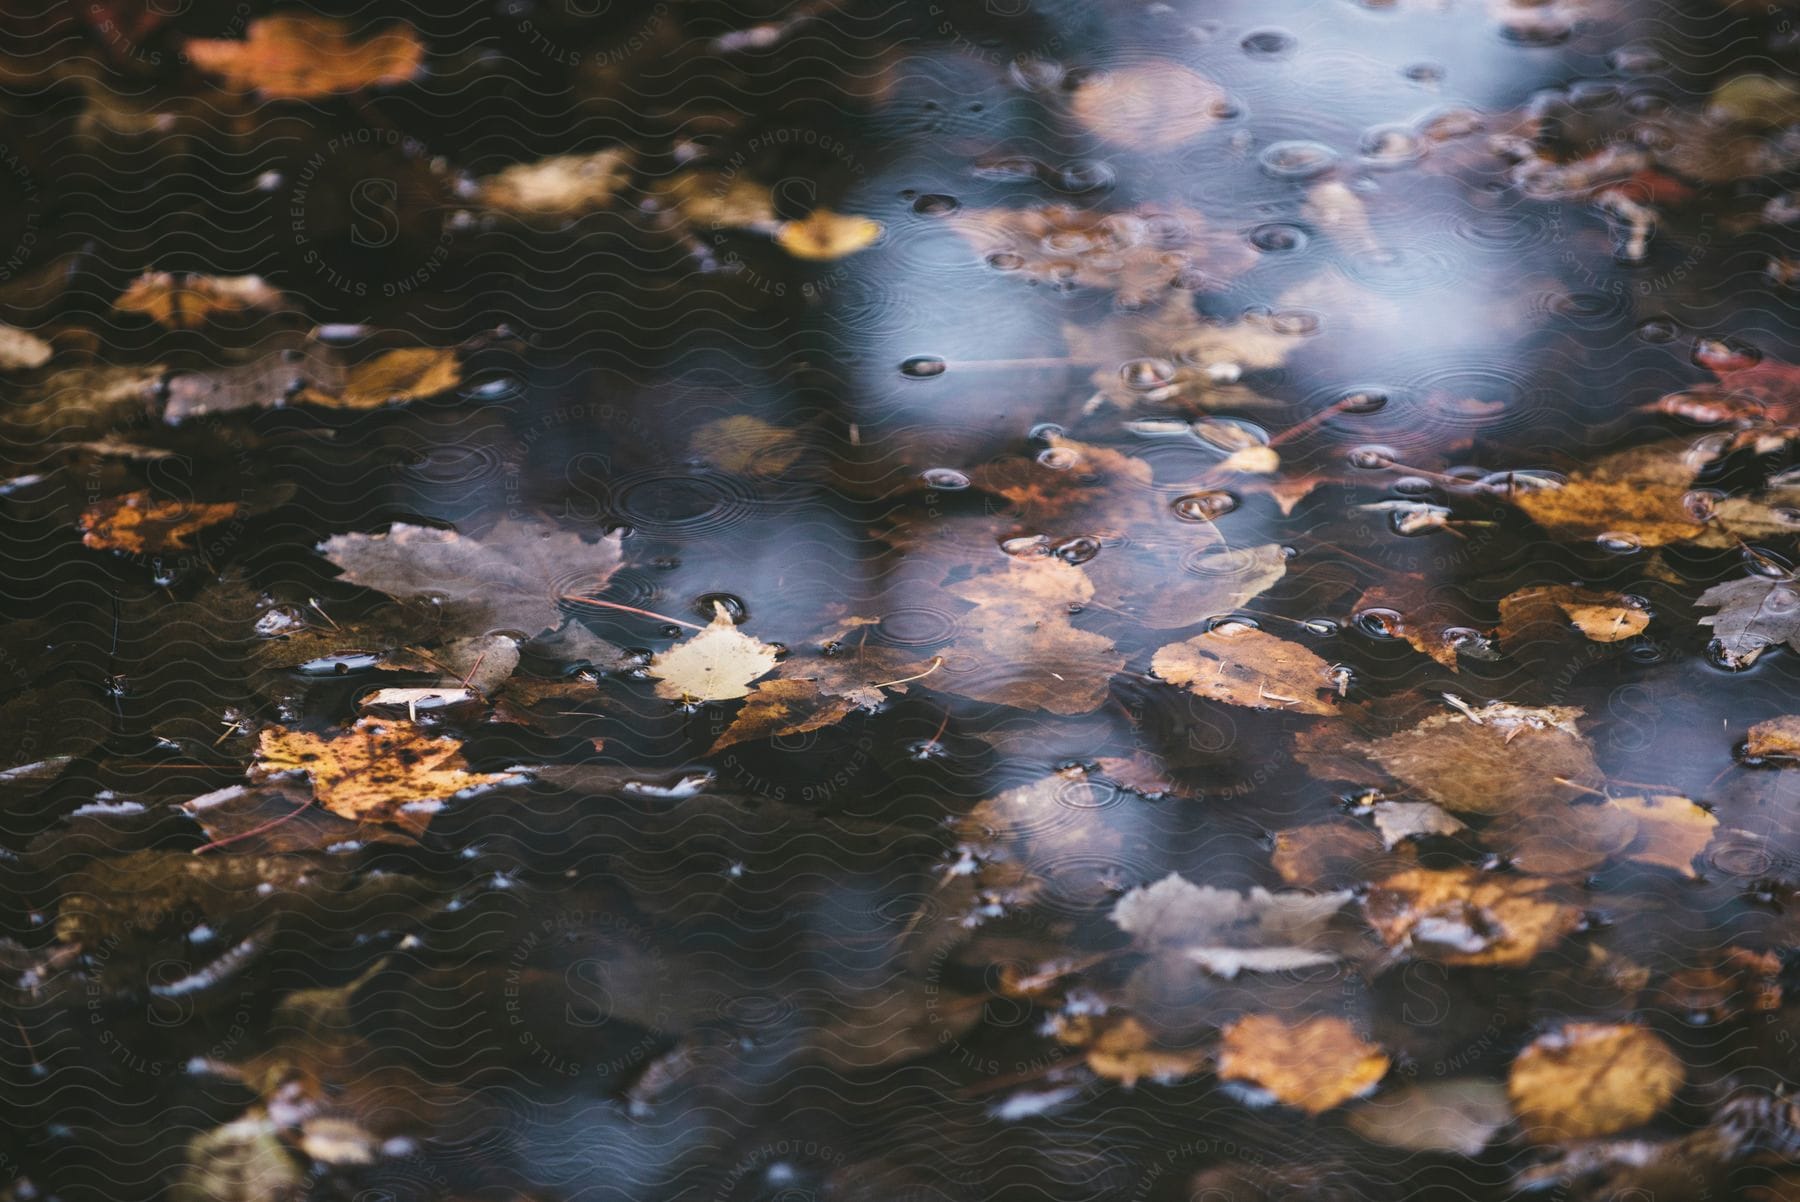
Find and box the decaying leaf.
[1068,62,1227,150]
[1653,947,1782,1022]
[1360,701,1601,814]
[953,773,1127,916]
[1508,1022,1683,1141]
[319,518,623,636]
[649,603,779,701]
[1749,715,1800,758]
[1057,1014,1208,1086]
[1364,867,1584,966]
[476,149,635,218]
[1218,1015,1390,1115]
[0,322,51,371]
[708,679,855,751]
[1271,821,1399,890]
[1151,622,1338,715]
[1111,871,1352,977]
[935,558,1125,715]
[1349,1079,1512,1155]
[1499,584,1651,646]
[296,347,461,409]
[773,209,882,260]
[1484,800,1639,874]
[185,16,426,99]
[1095,543,1290,631]
[1697,573,1800,668]
[1609,793,1717,876]
[690,415,806,475]
[1356,581,1492,670]
[80,490,240,553]
[251,717,515,834]
[1064,298,1300,410]
[1368,801,1467,848]
[114,272,285,329]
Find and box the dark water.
[7,1,1800,1200]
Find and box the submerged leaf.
[114,272,285,328]
[1219,1015,1389,1114]
[185,16,425,99]
[80,491,240,553]
[1508,1023,1683,1141]
[1498,584,1651,646]
[774,209,883,259]
[1069,62,1227,150]
[1361,701,1601,814]
[1364,867,1583,966]
[1697,573,1800,668]
[476,149,635,218]
[1349,1079,1512,1155]
[1151,623,1338,715]
[1111,871,1352,977]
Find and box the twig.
[192,796,315,854]
[558,595,706,631]
[869,656,944,689]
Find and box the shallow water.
[7,1,1800,1200]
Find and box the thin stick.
[870,656,943,689]
[192,796,315,854]
[558,595,706,631]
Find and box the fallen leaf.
[649,602,779,701]
[1698,574,1800,668]
[1609,793,1717,876]
[1499,584,1651,646]
[1069,62,1227,150]
[0,322,51,370]
[80,490,240,553]
[1064,298,1299,409]
[708,679,855,751]
[1508,1023,1683,1141]
[1653,947,1782,1022]
[1361,701,1601,814]
[1097,543,1290,630]
[251,717,515,834]
[774,209,882,260]
[953,773,1127,917]
[1356,582,1492,670]
[690,415,806,475]
[1364,867,1583,966]
[475,149,635,218]
[1749,715,1800,758]
[1484,801,1639,874]
[1368,801,1467,847]
[1111,871,1352,977]
[1091,753,1181,797]
[1151,622,1338,715]
[185,16,425,99]
[1058,1014,1207,1086]
[183,778,418,852]
[1271,821,1398,890]
[114,272,285,329]
[296,347,460,409]
[319,518,624,637]
[1218,1015,1390,1115]
[1303,180,1383,258]
[379,632,521,695]
[1348,1079,1512,1155]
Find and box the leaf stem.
[558,595,706,631]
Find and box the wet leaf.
[1483,800,1639,874]
[648,602,779,701]
[185,16,425,99]
[79,490,240,553]
[1360,701,1602,814]
[1218,1015,1390,1115]
[1348,1079,1512,1155]
[1508,1023,1683,1141]
[1068,62,1226,150]
[1368,800,1467,847]
[1749,715,1800,758]
[708,679,857,751]
[1061,1014,1208,1086]
[114,271,285,328]
[173,1116,304,1202]
[1364,867,1584,966]
[1151,622,1338,715]
[1270,821,1400,890]
[1111,871,1352,978]
[936,558,1124,715]
[320,518,624,637]
[295,347,461,409]
[251,717,516,833]
[1498,584,1651,645]
[689,415,806,475]
[1697,573,1800,667]
[1609,793,1716,876]
[476,149,635,217]
[0,322,51,370]
[953,773,1126,917]
[773,209,883,260]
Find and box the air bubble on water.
[1241,28,1296,57]
[1126,417,1191,437]
[1250,223,1307,252]
[1595,531,1643,554]
[1347,445,1396,469]
[1692,336,1761,372]
[1358,126,1425,166]
[1001,534,1052,557]
[1029,422,1066,442]
[1764,584,1800,615]
[694,593,748,623]
[1192,418,1270,453]
[912,194,959,215]
[1682,489,1722,521]
[1120,357,1177,390]
[1392,476,1435,497]
[1302,618,1341,636]
[1055,161,1115,193]
[1354,607,1405,638]
[1054,536,1101,565]
[1258,141,1339,180]
[1339,389,1390,415]
[1037,446,1081,471]
[1706,638,1762,672]
[920,467,970,490]
[900,356,947,378]
[1403,62,1444,85]
[1173,491,1239,521]
[1207,616,1260,633]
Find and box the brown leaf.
[1064,299,1298,410]
[689,415,806,476]
[251,717,515,832]
[1498,584,1650,646]
[1364,867,1583,967]
[319,518,624,637]
[1697,573,1800,668]
[774,209,882,260]
[80,490,240,553]
[1069,62,1227,150]
[476,149,635,218]
[1218,1015,1390,1115]
[1484,801,1639,874]
[1271,821,1399,890]
[955,773,1127,917]
[1507,1023,1683,1141]
[114,271,286,329]
[1748,715,1800,758]
[1609,793,1717,877]
[1361,701,1601,814]
[1357,581,1491,670]
[1058,1014,1207,1086]
[296,347,460,409]
[183,778,417,852]
[1348,1079,1512,1155]
[1151,622,1338,715]
[649,603,779,702]
[1367,801,1467,848]
[708,679,856,752]
[185,16,425,99]
[1653,947,1782,1022]
[1111,871,1351,977]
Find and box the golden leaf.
[0,323,51,371]
[251,717,515,833]
[1073,1015,1208,1087]
[649,603,779,701]
[1609,793,1717,877]
[1498,584,1651,646]
[1748,715,1800,758]
[186,16,425,100]
[1364,867,1583,966]
[1361,701,1601,815]
[298,348,461,409]
[1069,62,1226,149]
[690,415,806,476]
[1270,821,1397,890]
[1218,1015,1390,1114]
[1508,1023,1683,1141]
[1151,623,1338,715]
[80,491,240,553]
[709,679,855,753]
[476,149,635,218]
[114,272,285,329]
[774,209,882,260]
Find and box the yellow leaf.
[476,149,634,218]
[1364,867,1583,967]
[1609,793,1717,877]
[115,272,286,329]
[1152,623,1338,715]
[186,16,425,100]
[774,209,882,260]
[80,491,240,553]
[649,603,779,701]
[300,347,461,409]
[1508,1023,1683,1141]
[1218,1015,1389,1114]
